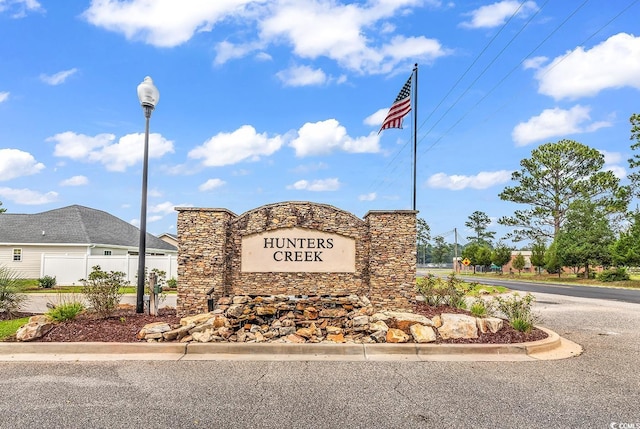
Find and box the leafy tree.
[610,210,640,267]
[555,199,614,279]
[431,236,451,266]
[512,253,526,275]
[0,200,5,214]
[544,240,563,277]
[416,218,431,264]
[465,211,495,246]
[628,113,640,198]
[530,240,546,275]
[491,243,512,273]
[476,246,493,272]
[498,139,629,241]
[461,242,480,274]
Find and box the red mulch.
[412,303,548,344]
[3,304,548,344]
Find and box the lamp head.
[137,76,160,109]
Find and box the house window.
[12,248,22,262]
[104,250,112,256]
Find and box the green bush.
[38,275,57,289]
[493,293,538,333]
[416,274,468,309]
[469,298,495,318]
[0,265,27,317]
[597,268,630,282]
[166,277,177,288]
[46,301,85,322]
[80,265,125,318]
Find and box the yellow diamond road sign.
[462,258,471,266]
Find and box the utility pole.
[454,228,459,273]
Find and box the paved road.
[2,293,639,428]
[419,270,640,304]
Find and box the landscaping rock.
[386,328,410,343]
[410,324,436,343]
[477,317,504,334]
[16,316,54,342]
[439,313,478,339]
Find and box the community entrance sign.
[175,202,417,316]
[241,227,355,273]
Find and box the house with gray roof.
[0,205,177,281]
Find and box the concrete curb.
[0,326,582,362]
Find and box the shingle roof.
[0,205,176,252]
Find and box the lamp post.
[136,76,159,313]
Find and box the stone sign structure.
[176,202,416,316]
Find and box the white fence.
[41,254,178,285]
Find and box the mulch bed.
[412,303,548,344]
[3,304,547,344]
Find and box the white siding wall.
[0,245,87,279]
[42,254,177,285]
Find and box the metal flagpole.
[412,63,418,211]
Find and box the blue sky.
[1,0,639,246]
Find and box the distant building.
[0,205,176,279]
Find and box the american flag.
[379,74,412,133]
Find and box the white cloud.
[290,119,380,157]
[287,178,341,191]
[460,1,538,29]
[364,108,390,127]
[0,92,9,103]
[600,150,623,165]
[426,170,512,190]
[83,0,255,48]
[49,131,175,172]
[605,165,626,180]
[0,187,57,205]
[276,65,327,87]
[189,125,283,167]
[359,192,377,201]
[534,33,640,100]
[512,105,611,146]
[523,56,547,70]
[148,188,163,198]
[199,178,226,191]
[0,148,45,181]
[149,201,179,215]
[259,1,447,74]
[84,0,448,75]
[600,150,626,180]
[0,0,43,17]
[59,175,89,186]
[148,215,163,223]
[40,68,78,86]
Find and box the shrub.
[38,275,57,289]
[469,298,495,318]
[416,274,468,309]
[166,277,177,288]
[46,301,85,322]
[80,265,125,318]
[0,265,27,317]
[510,317,534,333]
[493,293,538,333]
[597,268,630,282]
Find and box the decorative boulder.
[477,317,504,334]
[16,315,54,342]
[410,324,437,343]
[438,313,478,340]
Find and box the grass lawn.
[0,317,30,341]
[420,268,640,289]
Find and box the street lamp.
[136,76,159,313]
